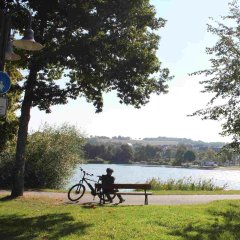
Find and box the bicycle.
[68,167,116,203]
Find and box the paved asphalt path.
[1,190,240,205]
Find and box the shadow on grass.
[0,213,92,240]
[169,202,240,240]
[0,195,15,201]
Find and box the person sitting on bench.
[101,168,125,203]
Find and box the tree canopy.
[191,0,240,150]
[5,0,172,197]
[10,0,172,112]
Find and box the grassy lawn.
[1,194,240,240]
[152,190,240,195]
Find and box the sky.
[29,0,232,143]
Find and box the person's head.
[106,168,114,175]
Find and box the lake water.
[67,164,240,190]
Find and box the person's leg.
[105,193,113,203]
[116,193,125,203]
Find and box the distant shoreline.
[182,165,240,171]
[84,162,240,171]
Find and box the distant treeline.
[89,135,225,148]
[83,141,237,166]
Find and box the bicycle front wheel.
[68,184,85,201]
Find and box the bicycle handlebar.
[79,167,94,177]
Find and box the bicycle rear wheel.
[68,184,85,201]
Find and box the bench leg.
[145,195,148,205]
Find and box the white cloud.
[82,76,230,142]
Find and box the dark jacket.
[101,174,115,193]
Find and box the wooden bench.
[95,183,152,205]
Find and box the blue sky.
[29,0,232,142]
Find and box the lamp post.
[0,0,44,116]
[0,1,44,68]
[0,5,11,71]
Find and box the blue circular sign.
[0,71,11,94]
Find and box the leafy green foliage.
[8,0,172,113]
[0,147,15,188]
[0,64,22,151]
[0,123,85,188]
[191,0,240,150]
[7,0,172,196]
[134,144,162,162]
[83,140,238,166]
[172,144,187,166]
[24,124,85,188]
[112,144,134,163]
[184,150,196,162]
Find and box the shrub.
[0,122,85,189]
[0,148,15,188]
[24,123,85,189]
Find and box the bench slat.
[95,183,151,190]
[118,192,152,195]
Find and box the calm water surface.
[67,164,240,190]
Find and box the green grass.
[26,188,68,193]
[152,190,240,195]
[1,194,240,239]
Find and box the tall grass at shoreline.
[146,177,227,191]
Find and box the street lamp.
[0,1,44,117]
[12,9,44,51]
[0,1,44,71]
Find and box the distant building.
[201,161,218,167]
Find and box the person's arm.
[111,176,115,184]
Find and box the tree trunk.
[11,69,37,197]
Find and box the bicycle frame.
[68,167,116,203]
[78,169,100,196]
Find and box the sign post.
[0,71,11,117]
[0,71,11,94]
[0,96,8,117]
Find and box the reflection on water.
[67,164,240,190]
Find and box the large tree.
[183,150,196,162]
[191,0,240,150]
[173,145,187,166]
[6,0,172,197]
[113,144,134,164]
